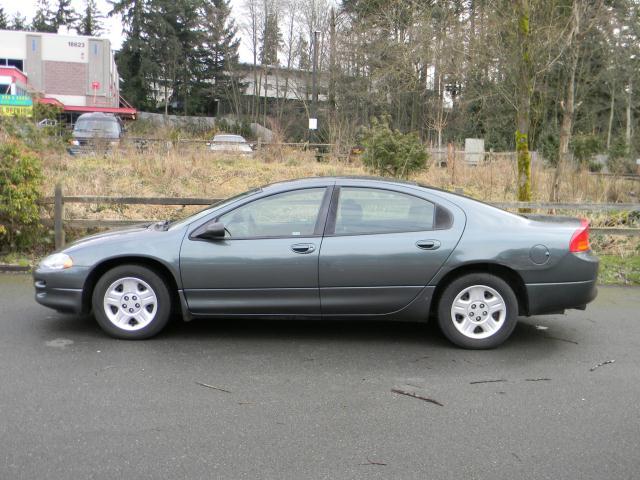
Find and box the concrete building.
[0,29,135,118]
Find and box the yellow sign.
[0,105,33,117]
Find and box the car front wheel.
[92,265,171,339]
[437,273,518,349]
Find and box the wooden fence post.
[54,183,65,249]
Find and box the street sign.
[91,81,100,90]
[309,118,318,130]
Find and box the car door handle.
[416,240,441,250]
[291,243,316,254]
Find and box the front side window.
[334,187,435,235]
[218,188,326,238]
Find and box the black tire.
[437,273,518,349]
[92,264,172,339]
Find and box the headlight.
[40,253,73,270]
[70,140,80,146]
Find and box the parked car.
[34,177,598,348]
[207,134,253,154]
[68,112,123,155]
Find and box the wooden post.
[54,183,65,249]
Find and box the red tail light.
[570,219,590,253]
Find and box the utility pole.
[310,30,320,145]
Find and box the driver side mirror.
[196,222,226,240]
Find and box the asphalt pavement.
[1,273,639,480]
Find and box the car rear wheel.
[92,265,171,339]
[437,273,518,349]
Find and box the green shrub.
[608,137,634,174]
[571,133,603,167]
[0,139,44,251]
[587,160,603,172]
[360,118,428,178]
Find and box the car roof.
[213,134,246,141]
[261,176,425,192]
[77,112,118,120]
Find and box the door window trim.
[324,186,453,237]
[190,186,334,241]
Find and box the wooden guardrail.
[42,185,640,249]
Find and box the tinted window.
[74,118,121,136]
[334,187,434,235]
[219,188,325,238]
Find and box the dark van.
[69,112,123,155]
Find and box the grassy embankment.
[5,143,640,284]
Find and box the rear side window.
[334,187,435,235]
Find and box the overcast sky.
[0,0,253,61]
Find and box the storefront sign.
[0,95,33,117]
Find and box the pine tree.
[194,0,243,115]
[53,0,79,30]
[0,7,9,29]
[260,9,281,65]
[32,0,56,32]
[110,0,153,109]
[297,35,309,70]
[10,14,28,31]
[78,0,104,36]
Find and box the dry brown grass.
[42,145,639,244]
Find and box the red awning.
[35,98,137,119]
[37,97,64,106]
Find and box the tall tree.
[195,0,242,115]
[53,0,79,30]
[32,0,56,32]
[110,0,153,108]
[10,13,29,30]
[0,7,9,29]
[514,0,534,202]
[78,0,105,36]
[260,8,281,65]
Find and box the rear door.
[319,184,464,315]
[181,187,332,316]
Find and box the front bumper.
[33,266,89,314]
[525,279,598,315]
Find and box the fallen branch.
[525,378,551,382]
[469,379,507,385]
[195,381,231,393]
[590,359,615,372]
[391,388,443,406]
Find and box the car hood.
[58,222,188,269]
[63,224,155,252]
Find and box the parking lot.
[1,273,639,479]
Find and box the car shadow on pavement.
[37,312,565,359]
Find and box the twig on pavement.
[391,388,443,406]
[195,381,231,393]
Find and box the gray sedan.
[34,177,598,348]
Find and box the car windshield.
[168,188,262,229]
[213,135,245,143]
[75,118,120,135]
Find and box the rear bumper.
[525,280,598,315]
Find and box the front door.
[319,186,464,315]
[181,187,330,316]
